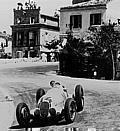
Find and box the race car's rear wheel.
[74,85,84,112]
[16,103,30,127]
[64,98,77,123]
[36,88,45,103]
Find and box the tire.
[74,85,84,112]
[64,98,77,123]
[16,103,30,126]
[75,85,84,97]
[36,88,45,103]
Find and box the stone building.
[11,2,59,58]
[0,32,12,58]
[60,0,107,38]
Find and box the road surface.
[0,62,120,131]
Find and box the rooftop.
[60,0,111,10]
[14,1,40,11]
[11,23,60,31]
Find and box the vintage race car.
[16,84,84,127]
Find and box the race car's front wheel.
[64,98,77,123]
[36,88,45,103]
[74,85,84,112]
[16,103,30,127]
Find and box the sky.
[0,0,72,35]
[106,0,120,22]
[0,0,119,35]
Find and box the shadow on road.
[9,119,69,130]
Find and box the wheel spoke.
[21,107,29,119]
[69,103,76,119]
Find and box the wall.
[40,28,59,49]
[14,8,40,25]
[0,37,6,49]
[4,40,12,54]
[40,17,58,27]
[60,6,106,38]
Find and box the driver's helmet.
[50,80,55,87]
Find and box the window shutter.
[79,15,82,28]
[70,16,73,30]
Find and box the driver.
[49,80,55,88]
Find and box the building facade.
[0,32,12,58]
[60,0,107,38]
[11,2,59,58]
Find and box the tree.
[44,39,60,50]
[87,23,120,79]
[59,31,92,77]
[59,23,120,79]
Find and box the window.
[70,15,82,29]
[17,18,21,24]
[29,32,34,40]
[17,32,24,46]
[44,17,47,23]
[30,17,35,24]
[29,32,36,47]
[90,13,101,26]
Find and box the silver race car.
[16,83,84,127]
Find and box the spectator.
[50,53,55,62]
[41,53,47,62]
